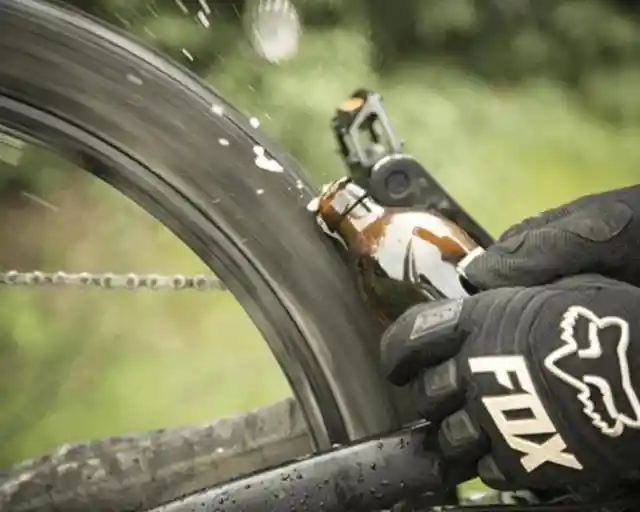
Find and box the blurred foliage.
[62,0,640,122]
[1,0,639,488]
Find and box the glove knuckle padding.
[438,407,486,458]
[380,299,466,386]
[498,184,639,243]
[412,359,463,419]
[548,201,632,242]
[496,193,592,243]
[465,198,636,289]
[381,292,516,386]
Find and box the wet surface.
[151,422,469,512]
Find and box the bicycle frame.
[146,418,638,512]
[150,422,470,512]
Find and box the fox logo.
[544,306,640,438]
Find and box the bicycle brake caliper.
[330,89,432,207]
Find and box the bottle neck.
[318,178,386,235]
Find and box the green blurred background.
[1,0,639,483]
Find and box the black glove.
[381,274,640,492]
[462,185,640,290]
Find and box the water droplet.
[21,192,59,212]
[182,48,194,61]
[198,0,211,15]
[146,3,160,17]
[114,12,131,27]
[126,74,143,86]
[253,145,283,172]
[306,197,319,212]
[249,117,261,128]
[174,0,188,14]
[218,138,230,146]
[248,0,302,64]
[196,10,210,28]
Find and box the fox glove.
[381,275,640,491]
[463,185,640,289]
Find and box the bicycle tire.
[1,398,314,511]
[0,0,404,509]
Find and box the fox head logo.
[544,306,640,438]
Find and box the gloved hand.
[462,185,640,289]
[380,184,640,492]
[381,274,640,492]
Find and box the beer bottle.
[309,178,483,324]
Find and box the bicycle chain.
[0,270,226,291]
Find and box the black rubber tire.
[0,0,405,504]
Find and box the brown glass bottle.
[312,178,482,324]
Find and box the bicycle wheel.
[0,0,404,509]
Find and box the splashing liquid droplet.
[196,10,210,28]
[126,73,143,86]
[246,0,302,64]
[253,145,284,172]
[181,48,194,61]
[174,0,188,14]
[198,0,212,15]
